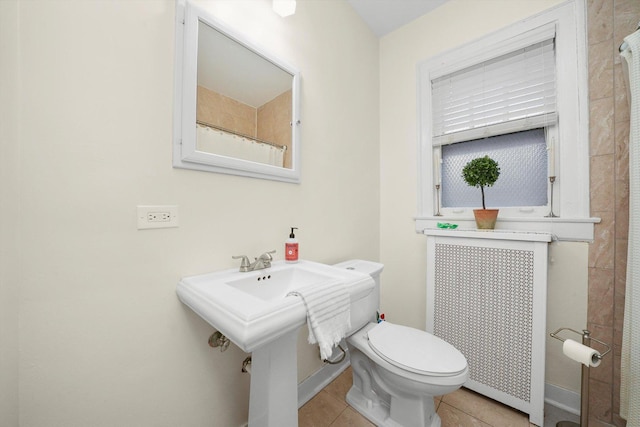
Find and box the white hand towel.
[288,280,351,360]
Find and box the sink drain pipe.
[323,344,346,364]
[240,342,346,375]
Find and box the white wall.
[7,0,379,425]
[378,0,587,394]
[0,1,20,424]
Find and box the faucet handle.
[257,250,276,268]
[232,255,251,272]
[259,250,276,261]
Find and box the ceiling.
[346,0,449,37]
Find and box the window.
[441,129,549,209]
[431,28,556,214]
[415,1,596,241]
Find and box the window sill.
[415,216,600,242]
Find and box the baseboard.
[297,351,351,408]
[545,382,580,416]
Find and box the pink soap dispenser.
[285,227,299,263]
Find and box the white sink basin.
[176,259,374,352]
[227,267,338,301]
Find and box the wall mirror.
[173,0,301,183]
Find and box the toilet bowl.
[334,260,468,427]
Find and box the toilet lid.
[367,322,467,376]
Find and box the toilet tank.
[333,260,384,335]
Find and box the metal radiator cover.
[434,243,534,401]
[425,231,550,426]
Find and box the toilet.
[334,260,468,427]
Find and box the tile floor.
[298,367,579,427]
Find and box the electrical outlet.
[137,205,179,230]
[147,212,172,222]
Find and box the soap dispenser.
[285,227,299,263]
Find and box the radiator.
[425,230,551,426]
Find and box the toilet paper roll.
[562,339,601,367]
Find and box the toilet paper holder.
[549,327,611,361]
[549,327,611,427]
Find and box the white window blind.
[431,36,556,146]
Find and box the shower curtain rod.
[196,120,287,150]
[619,22,640,52]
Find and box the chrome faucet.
[232,250,276,272]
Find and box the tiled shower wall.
[587,1,639,426]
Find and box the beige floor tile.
[301,370,565,427]
[329,407,375,427]
[438,401,492,427]
[435,395,443,410]
[324,367,353,401]
[442,387,530,427]
[299,390,348,427]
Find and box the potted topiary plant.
[462,155,501,229]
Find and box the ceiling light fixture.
[273,0,296,17]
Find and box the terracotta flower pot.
[473,209,499,229]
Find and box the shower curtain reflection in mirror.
[196,123,286,167]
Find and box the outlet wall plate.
[137,205,179,229]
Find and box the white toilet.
[334,260,468,427]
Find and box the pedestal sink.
[177,260,375,427]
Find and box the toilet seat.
[367,322,467,376]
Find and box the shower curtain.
[196,124,286,167]
[621,28,640,425]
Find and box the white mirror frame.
[173,0,302,183]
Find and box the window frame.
[415,0,597,242]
